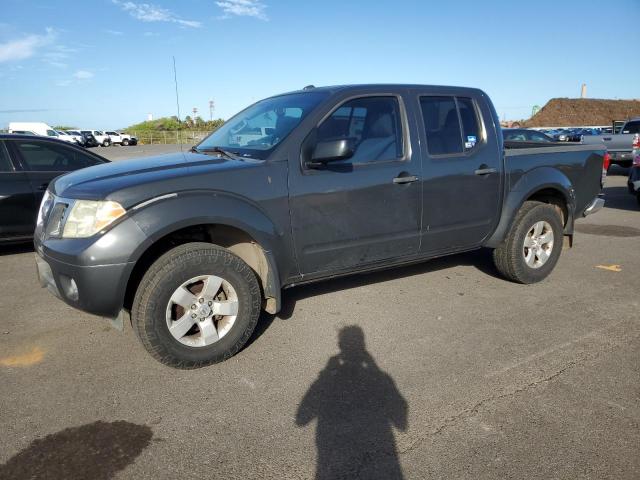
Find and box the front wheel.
[493,201,563,284]
[122,139,129,146]
[131,243,262,368]
[102,140,111,147]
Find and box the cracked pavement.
[1,149,638,479]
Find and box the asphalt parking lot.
[1,147,639,479]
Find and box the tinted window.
[0,143,13,172]
[622,121,640,134]
[503,131,526,141]
[457,97,480,150]
[420,96,463,155]
[46,130,57,137]
[529,131,552,142]
[14,140,102,171]
[316,96,403,163]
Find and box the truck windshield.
[197,91,329,159]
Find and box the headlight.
[62,200,126,238]
[37,190,53,227]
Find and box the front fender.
[484,167,575,248]
[126,191,288,311]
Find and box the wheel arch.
[484,167,575,248]
[122,194,286,315]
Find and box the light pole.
[209,100,215,122]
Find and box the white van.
[8,122,60,138]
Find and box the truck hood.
[52,151,260,207]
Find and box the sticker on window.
[465,135,477,149]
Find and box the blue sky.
[1,0,639,129]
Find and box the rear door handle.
[474,167,497,176]
[393,175,419,184]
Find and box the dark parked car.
[0,135,107,243]
[34,84,607,368]
[79,131,100,148]
[502,128,556,143]
[566,128,600,142]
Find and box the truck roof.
[279,83,485,96]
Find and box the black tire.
[102,140,111,147]
[636,193,640,207]
[492,201,563,284]
[122,139,129,146]
[131,243,262,369]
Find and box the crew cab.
[34,84,607,368]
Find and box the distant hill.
[525,98,640,127]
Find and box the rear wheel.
[493,201,563,284]
[122,139,129,146]
[131,243,262,368]
[102,140,111,147]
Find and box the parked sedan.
[502,128,556,143]
[0,135,108,243]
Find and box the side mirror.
[307,139,354,168]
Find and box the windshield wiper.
[195,146,240,160]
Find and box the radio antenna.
[172,56,184,153]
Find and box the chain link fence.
[129,130,212,145]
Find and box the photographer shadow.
[296,326,408,480]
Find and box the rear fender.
[484,167,575,248]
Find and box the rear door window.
[457,97,480,150]
[0,142,14,171]
[622,121,640,134]
[420,96,482,155]
[420,97,463,155]
[13,140,103,171]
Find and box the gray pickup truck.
[34,84,607,368]
[582,118,640,167]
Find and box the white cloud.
[0,28,56,63]
[112,1,201,28]
[216,0,268,20]
[73,70,94,79]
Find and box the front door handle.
[474,167,497,176]
[393,174,419,184]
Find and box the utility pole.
[192,107,198,128]
[209,99,215,121]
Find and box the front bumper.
[35,250,134,318]
[583,195,605,216]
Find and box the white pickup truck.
[105,131,137,146]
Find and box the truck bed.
[504,143,605,217]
